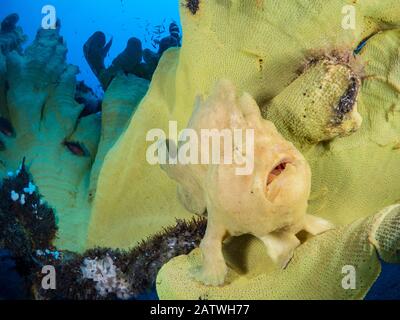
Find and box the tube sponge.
[263,54,363,145]
[83,22,181,89]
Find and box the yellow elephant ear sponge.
[87,0,400,250]
[86,1,400,299]
[157,205,400,300]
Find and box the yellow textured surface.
[86,0,400,299]
[304,29,400,227]
[88,0,400,247]
[157,205,400,300]
[263,58,362,144]
[88,74,149,200]
[88,49,193,248]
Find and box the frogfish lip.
[266,158,292,186]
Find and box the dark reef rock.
[0,161,206,300]
[0,249,27,299]
[34,218,206,300]
[0,158,57,257]
[0,117,15,137]
[0,158,57,297]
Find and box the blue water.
[0,250,26,299]
[365,261,400,300]
[0,0,180,94]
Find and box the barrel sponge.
[0,23,148,252]
[86,0,400,299]
[157,205,400,300]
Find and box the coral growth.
[0,159,57,256]
[36,218,206,300]
[0,163,206,300]
[184,0,200,15]
[81,254,132,299]
[0,159,57,295]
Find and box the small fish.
[354,34,374,55]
